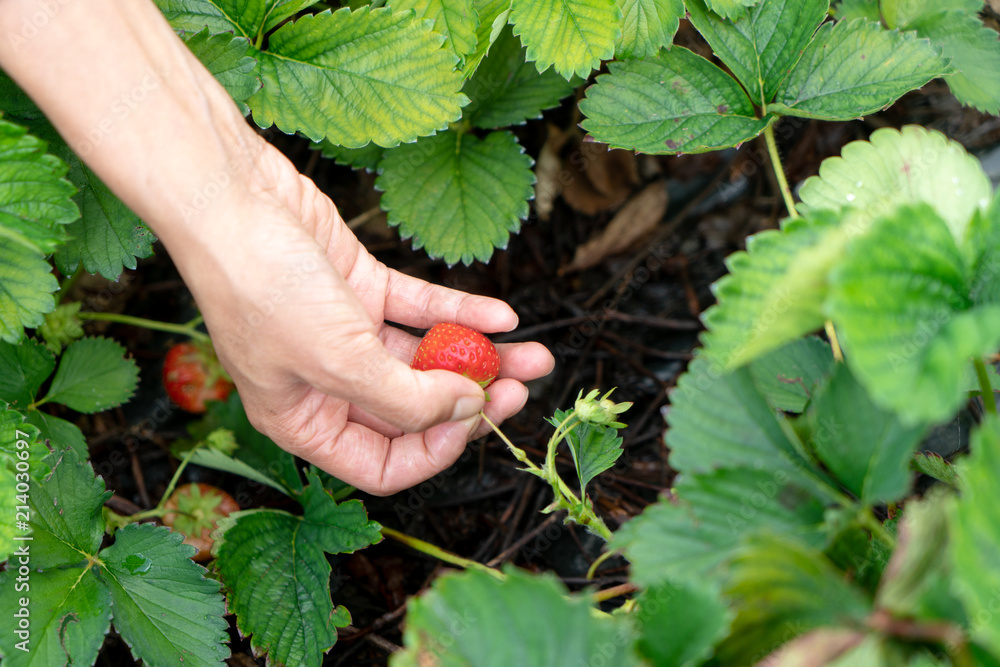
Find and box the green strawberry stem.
[381,526,505,580]
[480,410,613,543]
[764,123,798,219]
[103,440,205,532]
[78,311,211,343]
[974,357,997,415]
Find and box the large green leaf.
[950,417,1000,658]
[463,0,513,76]
[770,19,947,121]
[315,140,385,172]
[184,27,261,115]
[249,8,469,147]
[705,0,759,21]
[41,337,139,414]
[214,476,381,666]
[666,357,835,497]
[686,0,828,106]
[834,0,879,20]
[699,212,844,370]
[377,130,534,265]
[718,534,872,664]
[634,581,731,667]
[580,47,771,154]
[967,192,1000,307]
[393,567,637,667]
[155,0,252,35]
[29,447,111,569]
[509,0,621,79]
[614,466,828,586]
[0,566,111,667]
[879,0,981,32]
[797,126,992,244]
[806,364,926,503]
[24,411,87,459]
[0,119,78,253]
[100,523,230,667]
[464,28,575,129]
[0,401,47,479]
[0,338,54,408]
[907,10,1000,116]
[614,0,683,59]
[391,0,479,67]
[829,204,1000,426]
[747,336,833,413]
[0,233,58,343]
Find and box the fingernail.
[451,395,483,422]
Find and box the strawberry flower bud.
[574,388,632,429]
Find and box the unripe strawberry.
[411,323,500,388]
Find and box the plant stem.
[381,527,505,580]
[78,312,211,343]
[824,321,844,362]
[764,123,799,219]
[586,548,621,580]
[591,582,638,604]
[59,267,83,299]
[480,412,541,472]
[974,357,997,415]
[859,507,896,550]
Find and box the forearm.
[0,0,261,253]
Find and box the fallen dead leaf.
[533,125,569,222]
[562,140,640,215]
[561,182,668,273]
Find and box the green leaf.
[30,447,111,569]
[829,204,1000,425]
[0,465,15,562]
[547,409,623,494]
[155,0,250,35]
[214,475,381,666]
[614,466,828,586]
[908,10,1000,116]
[463,0,513,76]
[509,0,621,79]
[263,0,324,33]
[579,47,771,154]
[394,567,637,666]
[0,118,78,253]
[806,364,926,503]
[614,0,683,59]
[880,0,981,31]
[100,523,230,667]
[315,140,385,172]
[184,27,261,115]
[911,451,958,486]
[0,71,45,119]
[178,446,293,494]
[634,581,731,667]
[464,27,575,129]
[770,19,947,121]
[0,566,111,667]
[717,534,872,664]
[686,0,828,106]
[666,356,835,497]
[186,393,303,494]
[24,411,87,459]
[390,0,479,66]
[878,489,966,623]
[0,401,48,479]
[377,130,534,265]
[950,416,1000,658]
[0,233,59,343]
[0,338,54,408]
[833,0,879,21]
[797,125,992,244]
[248,8,469,147]
[704,0,758,21]
[747,336,834,413]
[41,337,139,414]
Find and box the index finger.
[383,268,519,333]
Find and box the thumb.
[339,342,486,433]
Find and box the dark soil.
[69,70,1000,665]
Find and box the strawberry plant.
[1,0,1000,664]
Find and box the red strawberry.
[161,483,240,561]
[411,323,500,388]
[163,341,234,413]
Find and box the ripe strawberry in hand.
[411,323,500,389]
[163,341,235,413]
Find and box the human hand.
[169,140,554,495]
